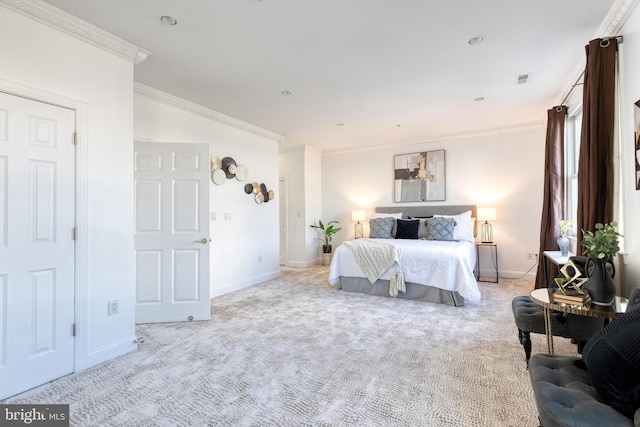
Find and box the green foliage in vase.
[310,220,342,246]
[581,221,622,259]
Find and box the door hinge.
[73,132,78,145]
[73,227,77,240]
[72,323,76,337]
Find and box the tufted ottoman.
[528,353,635,426]
[511,295,604,366]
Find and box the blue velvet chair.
[527,288,640,427]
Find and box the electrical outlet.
[527,251,534,260]
[108,300,119,316]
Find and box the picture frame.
[393,150,445,202]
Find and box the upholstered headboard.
[375,205,477,236]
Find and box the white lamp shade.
[351,209,366,222]
[477,207,497,221]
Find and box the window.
[564,112,581,236]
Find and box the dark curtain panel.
[534,106,567,289]
[576,38,618,249]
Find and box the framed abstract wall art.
[393,150,445,202]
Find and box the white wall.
[279,145,323,267]
[134,93,280,296]
[0,6,137,369]
[618,5,640,297]
[321,126,547,278]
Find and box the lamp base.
[354,222,363,239]
[481,221,493,243]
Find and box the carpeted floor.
[5,266,577,426]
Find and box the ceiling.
[40,0,617,152]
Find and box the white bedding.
[328,238,481,303]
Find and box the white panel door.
[134,142,210,323]
[0,92,76,400]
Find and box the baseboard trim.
[211,270,281,297]
[83,336,138,371]
[284,260,319,269]
[494,269,537,281]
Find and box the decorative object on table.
[351,209,365,239]
[557,219,575,257]
[553,258,590,305]
[477,207,496,243]
[310,220,342,254]
[393,150,445,202]
[581,221,622,306]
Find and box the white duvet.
[328,238,481,303]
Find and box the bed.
[328,205,480,306]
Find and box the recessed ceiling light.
[160,15,178,25]
[475,97,485,101]
[468,36,484,45]
[336,123,345,126]
[280,90,292,96]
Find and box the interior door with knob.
[134,142,211,323]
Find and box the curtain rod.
[558,36,623,110]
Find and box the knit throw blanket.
[343,239,405,297]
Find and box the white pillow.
[373,212,402,219]
[434,210,475,242]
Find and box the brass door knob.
[194,238,209,244]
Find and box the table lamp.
[477,207,496,243]
[352,209,366,239]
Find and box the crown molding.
[556,0,640,106]
[135,83,284,143]
[316,121,546,155]
[597,0,640,36]
[279,145,306,154]
[0,0,150,64]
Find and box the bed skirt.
[337,276,465,306]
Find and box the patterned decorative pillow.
[369,217,394,238]
[426,217,456,241]
[395,219,420,239]
[582,308,640,418]
[410,216,433,239]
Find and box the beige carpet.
[5,266,577,426]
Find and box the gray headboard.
[375,205,477,235]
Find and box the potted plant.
[581,221,622,306]
[310,220,342,253]
[581,221,621,259]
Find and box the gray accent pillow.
[426,217,456,241]
[369,217,394,238]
